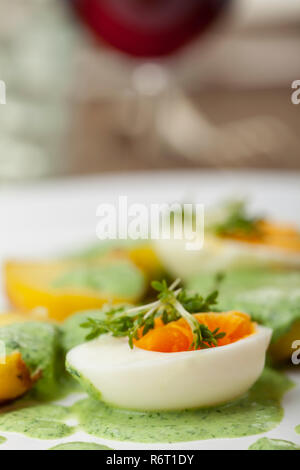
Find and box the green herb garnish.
[81,306,133,341]
[81,279,225,350]
[213,200,262,237]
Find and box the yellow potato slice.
[0,313,39,403]
[0,352,38,403]
[128,243,164,280]
[0,313,30,328]
[5,259,145,322]
[269,320,300,363]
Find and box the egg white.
[154,235,300,280]
[66,325,272,411]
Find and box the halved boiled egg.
[66,312,272,411]
[154,219,300,280]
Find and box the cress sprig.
[213,200,262,237]
[81,278,226,350]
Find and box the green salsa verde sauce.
[0,368,293,443]
[52,260,145,300]
[0,436,6,445]
[0,404,74,440]
[249,437,300,450]
[67,239,146,261]
[296,425,300,434]
[50,442,112,450]
[0,322,63,401]
[71,368,293,443]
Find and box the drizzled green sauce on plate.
[0,403,74,440]
[50,442,112,450]
[71,368,292,443]
[249,437,300,450]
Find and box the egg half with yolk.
[66,312,272,411]
[154,220,300,280]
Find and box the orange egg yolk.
[133,311,256,353]
[223,220,300,253]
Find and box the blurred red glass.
[71,0,229,57]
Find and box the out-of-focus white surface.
[233,0,300,27]
[1,170,300,305]
[0,170,299,449]
[1,170,299,256]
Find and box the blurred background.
[0,0,299,180]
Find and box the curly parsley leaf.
[213,200,262,237]
[81,279,225,350]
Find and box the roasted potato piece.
[128,243,164,280]
[0,352,38,403]
[5,259,145,322]
[269,320,300,363]
[0,322,62,401]
[0,313,30,328]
